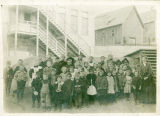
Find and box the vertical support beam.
[36,8,39,56]
[14,5,19,55]
[55,40,58,52]
[46,17,49,56]
[64,36,67,57]
[64,8,67,58]
[78,47,81,55]
[77,10,81,55]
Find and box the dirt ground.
[3,87,156,113]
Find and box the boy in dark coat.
[78,66,88,106]
[117,68,125,98]
[53,76,64,111]
[96,68,108,105]
[14,66,28,102]
[132,70,141,104]
[73,72,83,108]
[63,73,73,109]
[31,71,42,108]
[4,61,14,95]
[13,59,27,76]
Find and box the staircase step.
[142,49,156,52]
[147,57,156,60]
[148,61,156,64]
[144,53,157,57]
[142,51,157,55]
[151,63,156,66]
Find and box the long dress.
[139,62,156,103]
[107,76,115,94]
[124,76,132,93]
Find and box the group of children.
[4,55,143,111]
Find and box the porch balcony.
[9,20,37,35]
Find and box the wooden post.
[77,10,81,55]
[64,37,67,57]
[46,17,49,56]
[36,8,39,56]
[14,5,19,55]
[55,40,58,52]
[64,8,67,57]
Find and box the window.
[111,29,114,37]
[114,27,121,44]
[81,11,88,36]
[95,30,105,46]
[71,9,78,32]
[58,13,65,29]
[57,6,66,30]
[24,13,31,21]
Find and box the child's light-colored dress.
[107,76,115,94]
[124,76,132,93]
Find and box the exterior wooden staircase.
[125,49,157,74]
[34,6,91,57]
[141,49,157,73]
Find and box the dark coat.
[63,79,73,100]
[86,74,97,87]
[4,67,14,80]
[31,78,42,92]
[139,62,156,103]
[73,79,83,98]
[13,66,27,76]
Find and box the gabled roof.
[95,6,143,30]
[140,10,156,24]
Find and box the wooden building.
[95,6,144,46]
[140,10,156,45]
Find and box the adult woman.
[139,55,156,104]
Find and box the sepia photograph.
[1,1,158,113]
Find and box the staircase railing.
[39,24,65,57]
[37,6,91,56]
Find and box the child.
[88,56,94,67]
[14,66,28,102]
[50,68,57,107]
[43,60,56,108]
[60,66,68,82]
[99,56,105,69]
[86,68,97,104]
[117,69,125,98]
[73,72,83,108]
[79,66,88,106]
[112,70,119,99]
[69,66,75,81]
[124,69,132,101]
[31,71,42,108]
[96,68,108,105]
[63,73,73,109]
[53,76,64,111]
[106,71,115,103]
[43,60,55,82]
[41,74,51,111]
[4,61,13,96]
[84,62,89,75]
[132,70,141,104]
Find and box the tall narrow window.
[71,9,78,32]
[114,26,121,44]
[24,12,31,21]
[57,6,66,30]
[81,11,88,36]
